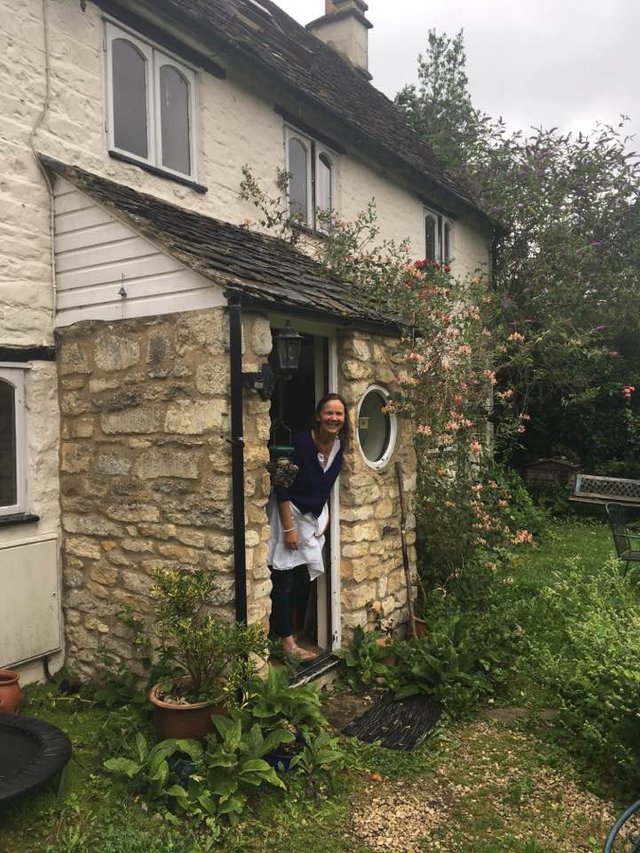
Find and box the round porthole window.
[357,385,397,469]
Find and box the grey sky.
[275,0,639,147]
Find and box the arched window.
[285,126,337,230]
[106,23,197,180]
[424,208,454,265]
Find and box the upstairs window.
[285,127,335,228]
[0,367,27,517]
[105,22,197,180]
[425,208,453,264]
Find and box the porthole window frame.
[356,384,397,470]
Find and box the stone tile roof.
[125,0,485,219]
[42,156,399,330]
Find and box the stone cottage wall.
[338,331,417,639]
[57,308,272,679]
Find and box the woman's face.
[317,399,346,438]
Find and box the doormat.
[342,692,442,751]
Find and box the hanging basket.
[266,446,298,489]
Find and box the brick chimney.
[307,0,373,76]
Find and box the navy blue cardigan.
[274,430,343,517]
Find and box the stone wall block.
[121,538,155,553]
[60,442,93,474]
[63,514,124,537]
[341,359,373,381]
[132,446,199,480]
[164,400,223,434]
[138,523,177,539]
[173,528,206,548]
[195,362,228,395]
[105,502,160,522]
[342,583,377,612]
[58,341,92,375]
[94,450,132,476]
[65,535,102,560]
[157,542,200,563]
[69,417,94,438]
[94,333,140,371]
[89,565,120,586]
[101,408,164,434]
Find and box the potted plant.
[149,567,268,741]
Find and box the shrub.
[516,555,640,786]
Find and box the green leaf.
[103,757,142,778]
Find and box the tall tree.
[397,32,640,475]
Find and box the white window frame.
[284,126,336,229]
[424,207,454,264]
[0,365,28,517]
[356,384,397,471]
[105,21,198,181]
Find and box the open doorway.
[268,331,332,653]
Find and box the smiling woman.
[267,393,351,662]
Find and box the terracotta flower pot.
[412,616,428,638]
[375,636,396,666]
[0,669,23,715]
[149,681,224,742]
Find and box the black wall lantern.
[242,321,303,400]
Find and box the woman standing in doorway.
[268,393,350,662]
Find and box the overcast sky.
[274,0,639,147]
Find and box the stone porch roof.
[98,0,489,223]
[42,156,400,331]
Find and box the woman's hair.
[314,392,351,453]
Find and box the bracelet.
[283,527,295,533]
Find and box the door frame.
[268,314,341,651]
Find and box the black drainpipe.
[227,291,248,624]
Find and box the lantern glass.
[275,322,302,371]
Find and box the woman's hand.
[284,528,299,550]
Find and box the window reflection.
[0,380,17,508]
[160,65,191,175]
[112,38,148,159]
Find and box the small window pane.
[288,138,309,222]
[160,65,191,175]
[443,222,452,262]
[358,390,391,463]
[112,38,148,158]
[425,215,438,262]
[0,380,17,508]
[316,152,332,213]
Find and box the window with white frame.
[424,208,453,264]
[105,21,197,180]
[0,366,27,517]
[285,127,335,228]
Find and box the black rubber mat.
[342,692,442,751]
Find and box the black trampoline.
[0,715,72,804]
